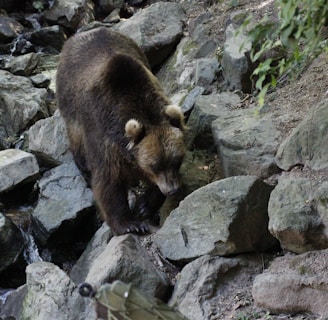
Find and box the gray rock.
[98,0,124,16]
[29,25,68,52]
[2,53,40,76]
[276,98,328,171]
[30,73,51,88]
[268,176,328,253]
[153,176,276,263]
[170,254,272,320]
[85,234,169,298]
[0,149,39,193]
[22,261,86,320]
[0,15,24,43]
[221,22,253,93]
[252,250,328,317]
[210,97,281,178]
[180,86,205,114]
[0,213,25,272]
[0,70,49,144]
[44,0,95,31]
[194,58,219,87]
[116,2,185,67]
[157,36,197,95]
[70,223,112,284]
[187,92,240,148]
[32,162,95,245]
[28,110,72,166]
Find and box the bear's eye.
[150,163,163,174]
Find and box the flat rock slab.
[0,149,39,193]
[252,249,328,317]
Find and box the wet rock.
[153,176,277,263]
[170,254,273,320]
[252,250,328,317]
[44,0,95,31]
[0,70,48,144]
[276,98,328,171]
[85,234,169,298]
[0,285,26,319]
[221,18,253,93]
[28,110,72,167]
[268,176,328,253]
[2,52,40,76]
[32,162,96,245]
[0,149,39,193]
[116,2,186,67]
[0,213,25,273]
[0,15,24,43]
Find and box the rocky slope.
[0,0,328,319]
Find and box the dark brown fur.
[56,27,186,235]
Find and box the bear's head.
[125,105,187,196]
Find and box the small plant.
[32,0,44,12]
[243,0,328,106]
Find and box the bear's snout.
[156,172,181,196]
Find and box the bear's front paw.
[111,219,150,236]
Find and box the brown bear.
[56,27,187,235]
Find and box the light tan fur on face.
[136,126,185,195]
[164,105,188,131]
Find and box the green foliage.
[32,0,44,12]
[245,0,328,106]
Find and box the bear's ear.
[164,105,187,130]
[125,119,145,149]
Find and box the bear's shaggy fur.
[56,27,186,235]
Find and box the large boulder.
[252,249,328,317]
[153,176,277,263]
[85,234,169,298]
[28,110,72,166]
[0,149,39,193]
[116,2,186,67]
[32,162,96,245]
[276,98,328,171]
[0,70,48,148]
[268,176,328,253]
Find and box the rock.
[157,36,198,95]
[170,254,273,320]
[32,162,96,245]
[186,92,240,148]
[85,234,169,298]
[0,149,39,193]
[0,285,27,320]
[252,250,328,317]
[276,98,328,171]
[268,176,328,253]
[210,97,281,178]
[153,176,277,263]
[180,86,205,114]
[22,261,85,320]
[194,58,219,88]
[0,70,49,145]
[44,0,95,31]
[2,53,40,76]
[97,0,124,16]
[0,0,26,13]
[116,2,185,67]
[221,19,253,92]
[28,110,72,166]
[0,213,25,273]
[0,15,24,43]
[70,223,112,284]
[29,25,68,52]
[30,73,51,88]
